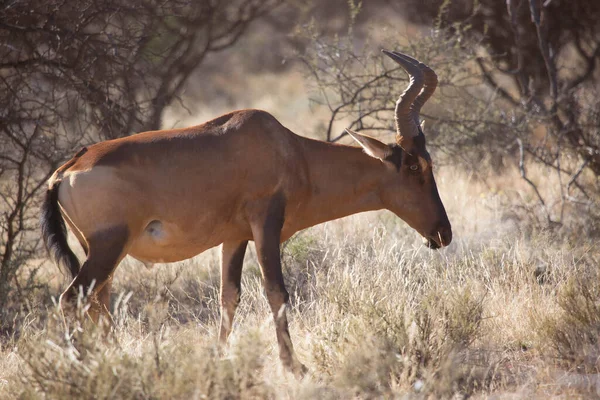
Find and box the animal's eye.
[409,164,419,171]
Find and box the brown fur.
[42,108,451,374]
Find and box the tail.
[40,181,80,280]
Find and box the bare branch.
[475,58,519,106]
[517,138,555,225]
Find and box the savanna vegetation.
[1,0,599,398]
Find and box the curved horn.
[390,51,438,128]
[382,49,423,140]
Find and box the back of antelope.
[41,50,451,374]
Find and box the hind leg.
[60,225,129,323]
[219,240,248,343]
[96,276,114,326]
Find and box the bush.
[536,270,600,373]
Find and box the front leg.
[219,240,248,344]
[248,195,306,375]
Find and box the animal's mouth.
[424,236,441,249]
[423,227,452,250]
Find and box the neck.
[291,137,385,231]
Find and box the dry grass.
[2,1,598,394]
[1,161,598,399]
[1,66,599,398]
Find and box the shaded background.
[1,0,599,397]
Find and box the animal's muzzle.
[424,225,452,250]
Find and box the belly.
[127,217,251,264]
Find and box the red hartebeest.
[41,50,451,374]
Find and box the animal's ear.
[345,129,392,161]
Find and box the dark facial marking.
[412,134,428,156]
[407,134,431,164]
[384,144,403,171]
[384,133,430,171]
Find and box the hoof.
[283,359,308,378]
[293,362,308,378]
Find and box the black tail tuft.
[40,181,80,280]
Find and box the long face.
[380,134,452,249]
[348,49,452,249]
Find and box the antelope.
[41,50,451,374]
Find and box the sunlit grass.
[2,165,598,398]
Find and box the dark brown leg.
[96,276,113,326]
[219,240,248,343]
[249,196,306,375]
[60,225,128,324]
